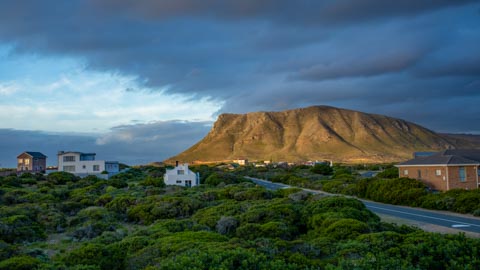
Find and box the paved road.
[246,176,480,234]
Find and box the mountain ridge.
[167,105,479,163]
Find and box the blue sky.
[0,1,479,167]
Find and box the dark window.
[63,156,75,162]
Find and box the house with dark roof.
[396,150,480,191]
[17,151,47,173]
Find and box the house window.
[18,158,23,164]
[24,159,30,165]
[404,169,408,176]
[63,166,75,172]
[417,170,421,179]
[176,180,182,184]
[63,156,75,162]
[435,169,442,176]
[82,165,86,169]
[459,167,466,182]
[93,165,100,171]
[177,170,185,175]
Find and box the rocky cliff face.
[168,106,477,163]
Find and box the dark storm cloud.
[91,0,476,25]
[0,121,211,167]
[0,0,479,135]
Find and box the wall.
[105,162,119,173]
[398,165,479,191]
[58,153,105,174]
[164,163,198,187]
[447,165,478,190]
[32,158,46,172]
[72,160,106,174]
[17,153,33,172]
[58,153,81,173]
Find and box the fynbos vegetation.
[0,166,479,269]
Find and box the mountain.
[167,106,479,163]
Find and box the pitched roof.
[23,152,47,158]
[397,149,480,166]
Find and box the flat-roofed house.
[17,151,47,173]
[396,149,480,191]
[57,151,119,178]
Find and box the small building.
[396,149,480,191]
[164,162,199,187]
[233,159,248,166]
[57,151,119,178]
[17,152,47,173]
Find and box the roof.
[413,152,436,158]
[57,151,96,156]
[397,149,480,167]
[19,151,47,158]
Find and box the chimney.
[176,161,179,167]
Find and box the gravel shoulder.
[377,213,480,238]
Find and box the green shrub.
[61,243,125,270]
[324,218,370,240]
[0,255,41,270]
[47,171,78,184]
[311,164,333,175]
[376,167,399,179]
[139,176,165,188]
[0,215,46,243]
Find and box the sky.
[0,1,479,167]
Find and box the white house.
[164,162,199,187]
[233,159,248,166]
[57,151,119,178]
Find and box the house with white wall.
[57,151,119,178]
[233,158,248,166]
[164,162,199,187]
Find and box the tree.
[310,163,333,175]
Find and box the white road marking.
[366,205,480,228]
[452,224,471,228]
[248,176,480,232]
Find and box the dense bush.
[310,163,333,175]
[0,215,46,243]
[0,168,479,269]
[0,255,42,270]
[364,177,428,206]
[205,172,247,186]
[47,171,78,184]
[139,176,165,188]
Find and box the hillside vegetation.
[1,168,480,269]
[169,106,478,164]
[240,164,480,216]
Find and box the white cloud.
[0,61,222,132]
[0,82,19,95]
